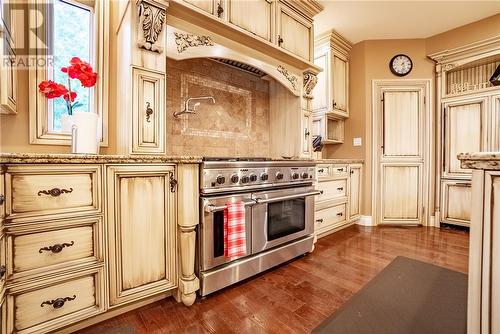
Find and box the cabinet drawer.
[317,179,347,202]
[332,165,348,176]
[5,165,101,221]
[7,217,102,280]
[7,267,105,334]
[441,180,471,227]
[316,165,330,179]
[315,203,347,231]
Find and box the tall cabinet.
[311,30,352,145]
[429,37,500,227]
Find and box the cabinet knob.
[217,3,223,18]
[145,102,153,122]
[333,100,337,108]
[0,265,6,279]
[304,129,310,137]
[40,295,77,309]
[277,35,284,46]
[0,194,4,205]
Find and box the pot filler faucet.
[174,96,216,118]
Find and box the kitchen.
[0,0,499,333]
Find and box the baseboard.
[357,215,374,226]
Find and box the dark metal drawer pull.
[41,295,76,309]
[37,188,73,197]
[0,194,4,205]
[337,187,344,191]
[39,241,75,254]
[336,168,344,172]
[0,265,5,278]
[316,219,324,223]
[317,169,324,173]
[337,212,343,217]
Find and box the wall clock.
[389,54,413,76]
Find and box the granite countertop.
[458,152,500,170]
[315,159,364,164]
[0,153,203,164]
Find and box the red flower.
[38,80,69,99]
[61,57,98,88]
[63,91,77,102]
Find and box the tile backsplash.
[166,58,270,157]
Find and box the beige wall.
[325,14,500,217]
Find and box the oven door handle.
[204,200,257,213]
[254,190,322,204]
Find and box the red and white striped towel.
[224,201,247,259]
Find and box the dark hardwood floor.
[76,225,469,334]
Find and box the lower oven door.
[200,194,254,271]
[251,186,320,253]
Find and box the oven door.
[251,186,320,253]
[200,194,254,271]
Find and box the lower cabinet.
[106,165,177,307]
[5,267,105,334]
[315,163,362,238]
[441,180,472,227]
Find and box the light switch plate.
[353,137,362,146]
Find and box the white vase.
[62,112,100,154]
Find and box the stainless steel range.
[198,157,319,296]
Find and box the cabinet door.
[0,6,17,115]
[183,0,216,15]
[444,97,488,178]
[132,67,166,155]
[441,180,471,226]
[348,165,362,220]
[277,3,312,60]
[107,165,177,307]
[332,53,348,117]
[312,47,330,113]
[228,0,273,41]
[0,234,5,303]
[492,94,500,151]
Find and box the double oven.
[198,158,318,296]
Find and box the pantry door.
[373,81,431,225]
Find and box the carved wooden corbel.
[137,0,166,53]
[303,72,318,100]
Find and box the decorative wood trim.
[173,32,214,53]
[277,65,298,91]
[136,0,167,53]
[303,71,318,100]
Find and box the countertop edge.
[458,152,500,170]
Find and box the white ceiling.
[314,1,500,44]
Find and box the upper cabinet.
[0,1,17,115]
[276,2,313,61]
[228,0,274,42]
[312,30,352,118]
[178,0,321,62]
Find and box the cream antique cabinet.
[314,162,362,237]
[429,37,500,227]
[461,153,500,334]
[0,156,201,334]
[178,0,320,61]
[0,0,17,115]
[312,30,352,145]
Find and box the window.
[29,0,109,145]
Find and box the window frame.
[29,0,109,146]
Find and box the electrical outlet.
[353,137,362,147]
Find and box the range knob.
[301,172,309,179]
[249,174,258,182]
[230,174,239,183]
[276,172,284,180]
[241,175,250,184]
[260,173,269,181]
[216,175,226,184]
[292,172,300,180]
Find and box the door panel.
[312,50,329,112]
[376,85,427,226]
[444,97,487,178]
[332,55,348,114]
[183,0,214,14]
[349,165,362,220]
[492,95,500,151]
[381,164,421,222]
[107,165,176,307]
[441,180,471,226]
[277,4,311,60]
[228,0,272,41]
[383,91,420,157]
